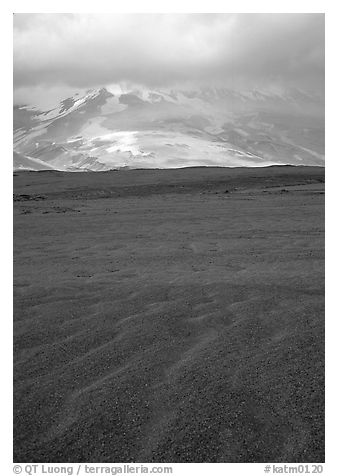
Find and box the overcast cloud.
[13,13,324,106]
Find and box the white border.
[3,3,334,474]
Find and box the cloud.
[13,13,324,102]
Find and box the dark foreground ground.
[13,166,325,463]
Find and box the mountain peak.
[85,87,113,98]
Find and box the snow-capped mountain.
[13,86,324,171]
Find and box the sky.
[13,13,325,107]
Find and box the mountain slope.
[13,87,324,171]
